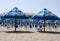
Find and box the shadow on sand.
[6,31,34,33]
[37,31,60,34]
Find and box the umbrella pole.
[15,26,16,31]
[44,14,45,32]
[44,19,45,31]
[15,18,16,31]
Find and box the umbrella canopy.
[2,7,29,19]
[2,14,29,19]
[9,7,23,15]
[32,8,60,20]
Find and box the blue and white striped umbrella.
[2,7,29,19]
[32,8,60,20]
[1,7,29,31]
[32,8,60,31]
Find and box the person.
[15,24,18,29]
[30,24,32,28]
[39,24,42,31]
[54,24,57,28]
[37,24,42,31]
[35,24,37,28]
[25,23,27,29]
[15,19,19,28]
[39,24,42,28]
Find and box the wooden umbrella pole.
[44,15,45,32]
[44,19,45,31]
[15,18,16,31]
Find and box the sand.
[0,26,60,41]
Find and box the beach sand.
[0,26,60,41]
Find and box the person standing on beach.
[37,24,42,31]
[54,24,57,28]
[35,24,38,28]
[30,24,32,28]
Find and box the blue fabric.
[2,13,29,19]
[32,8,60,20]
[2,7,29,19]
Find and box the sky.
[0,0,60,17]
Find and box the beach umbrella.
[2,7,29,19]
[32,8,60,20]
[2,7,29,31]
[32,8,60,31]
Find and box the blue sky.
[0,0,60,17]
